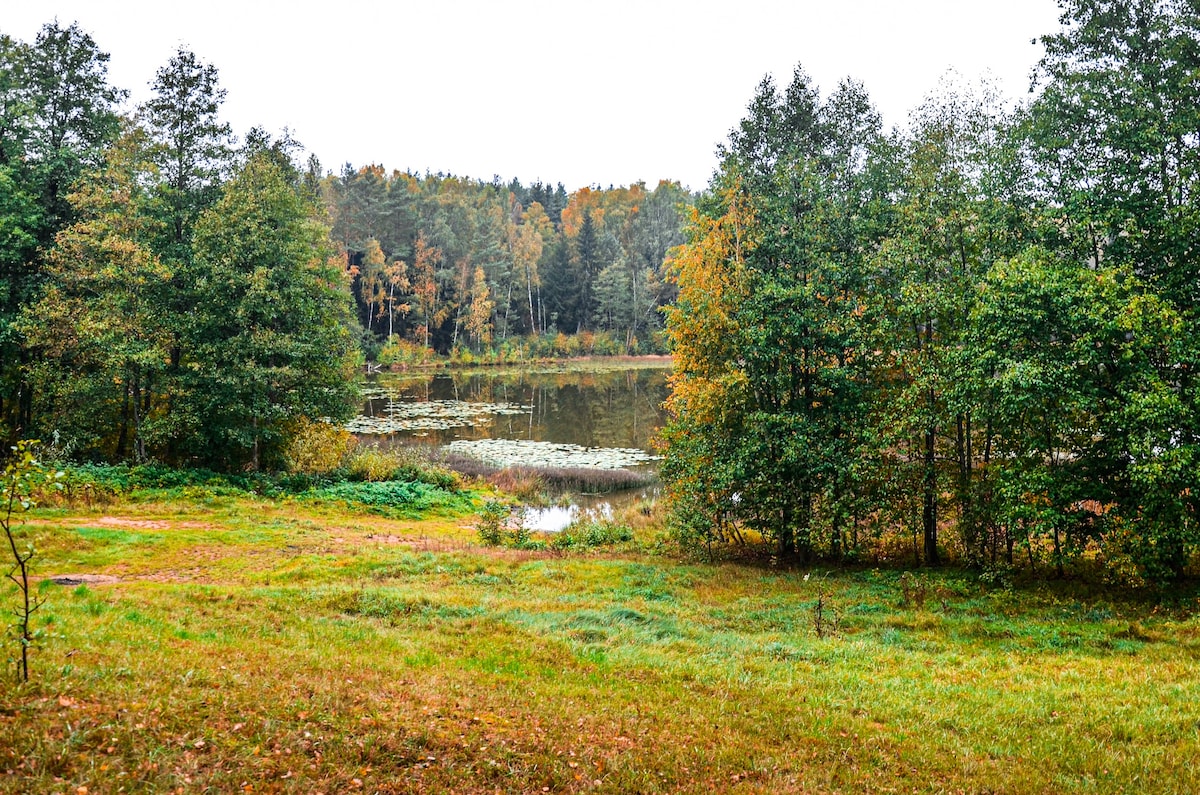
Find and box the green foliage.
[664,6,1200,584]
[141,46,232,260]
[475,500,508,546]
[0,22,125,442]
[2,440,61,681]
[568,520,634,548]
[283,418,356,477]
[19,128,172,463]
[22,21,125,244]
[308,480,469,517]
[662,70,884,561]
[181,153,359,470]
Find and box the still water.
[352,362,671,455]
[352,362,672,530]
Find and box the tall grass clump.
[439,453,652,497]
[347,444,459,490]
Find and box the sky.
[2,0,1065,192]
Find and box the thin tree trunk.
[387,283,395,339]
[115,379,131,460]
[502,279,513,341]
[131,369,146,464]
[924,416,939,566]
[251,416,260,472]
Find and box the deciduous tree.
[184,153,358,470]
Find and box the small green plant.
[509,522,533,549]
[806,573,840,639]
[476,500,508,546]
[2,441,61,682]
[898,571,928,609]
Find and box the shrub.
[547,521,634,551]
[577,521,634,547]
[310,480,468,516]
[476,500,508,546]
[347,445,461,490]
[346,447,405,482]
[509,522,536,549]
[284,418,356,476]
[377,335,434,366]
[577,330,596,355]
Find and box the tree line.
[326,168,689,359]
[0,21,689,468]
[661,0,1200,585]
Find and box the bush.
[345,445,458,490]
[377,335,435,366]
[476,500,508,546]
[547,521,634,551]
[346,447,406,482]
[309,480,469,516]
[284,418,356,476]
[577,520,634,547]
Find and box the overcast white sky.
[3,0,1064,191]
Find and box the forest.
[0,22,690,470]
[2,0,1199,585]
[661,0,1200,585]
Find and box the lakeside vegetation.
[661,0,1200,586]
[0,23,688,470]
[3,0,1200,791]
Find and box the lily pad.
[347,399,530,434]
[444,439,660,470]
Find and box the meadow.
[1,483,1199,794]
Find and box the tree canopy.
[661,0,1200,584]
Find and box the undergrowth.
[307,480,472,518]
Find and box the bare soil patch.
[95,516,216,531]
[44,573,120,586]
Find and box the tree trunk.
[115,379,131,460]
[957,412,977,566]
[923,414,939,566]
[130,369,146,464]
[251,416,260,472]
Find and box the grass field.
[1,487,1199,794]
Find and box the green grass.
[1,492,1199,793]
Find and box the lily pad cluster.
[346,399,530,435]
[445,439,660,470]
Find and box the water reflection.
[357,363,671,453]
[521,502,615,533]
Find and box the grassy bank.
[1,488,1198,793]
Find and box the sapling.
[805,572,840,639]
[1,441,59,682]
[475,500,509,546]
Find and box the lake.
[350,361,672,523]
